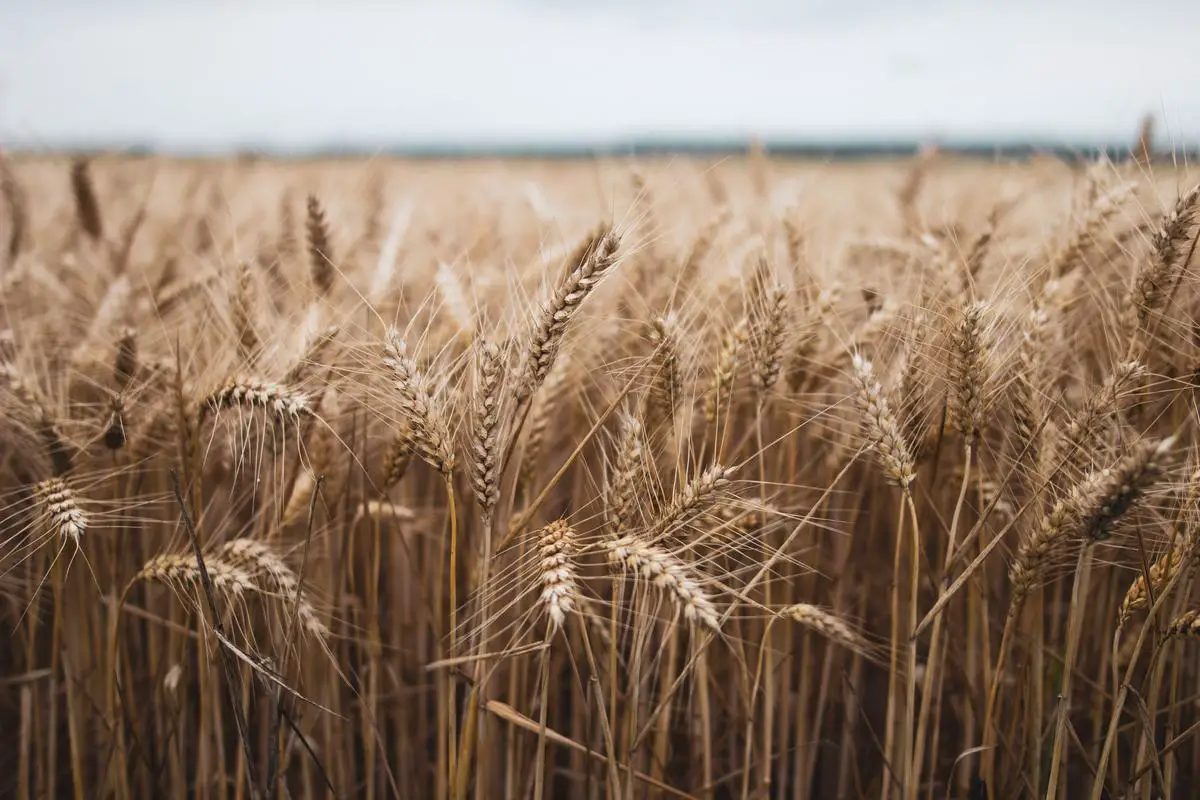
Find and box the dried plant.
[6,152,1200,800]
[516,227,620,401]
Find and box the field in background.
[0,153,1199,799]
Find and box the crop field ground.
[0,152,1198,799]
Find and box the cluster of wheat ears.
[0,151,1198,799]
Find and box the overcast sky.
[1,1,1198,151]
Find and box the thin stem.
[913,443,972,795]
[1046,546,1093,800]
[534,641,552,800]
[446,476,459,791]
[882,491,909,800]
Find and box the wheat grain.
[605,414,646,535]
[469,337,505,513]
[779,603,870,656]
[34,478,87,544]
[850,353,916,488]
[220,538,329,641]
[606,535,720,631]
[70,159,103,241]
[306,194,335,297]
[948,299,992,444]
[705,316,748,422]
[516,227,620,401]
[537,520,577,631]
[137,553,257,599]
[200,377,313,424]
[381,327,455,475]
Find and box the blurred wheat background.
[3,3,1200,800]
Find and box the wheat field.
[0,151,1198,799]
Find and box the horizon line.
[4,134,1187,162]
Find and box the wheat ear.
[1049,181,1133,278]
[1121,183,1200,350]
[644,311,683,432]
[779,603,871,658]
[223,265,256,362]
[113,327,138,390]
[381,327,455,475]
[605,414,647,535]
[748,264,787,402]
[199,377,313,424]
[35,478,87,545]
[284,323,341,385]
[1120,466,1200,625]
[516,227,620,401]
[469,337,505,514]
[704,316,748,423]
[70,158,103,241]
[850,353,916,488]
[646,463,735,541]
[1046,360,1144,480]
[948,299,992,444]
[306,194,335,296]
[1011,437,1174,603]
[519,354,571,495]
[606,535,720,631]
[1164,610,1200,639]
[136,553,257,599]
[3,363,73,476]
[537,520,578,631]
[220,538,329,641]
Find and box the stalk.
[1046,546,1093,800]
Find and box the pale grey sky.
[1,1,1198,151]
